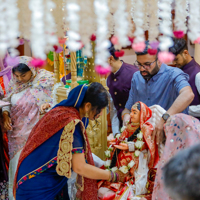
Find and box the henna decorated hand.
[115,170,128,183]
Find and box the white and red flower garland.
[66,1,82,52]
[94,0,111,75]
[158,0,175,63]
[174,0,188,38]
[113,0,129,48]
[188,0,200,43]
[0,0,19,58]
[132,0,145,52]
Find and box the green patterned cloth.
[47,51,54,62]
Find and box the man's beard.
[140,71,152,80]
[140,63,160,81]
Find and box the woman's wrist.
[108,171,119,182]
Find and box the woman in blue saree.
[13,82,125,200]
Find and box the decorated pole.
[53,52,60,84]
[71,51,78,89]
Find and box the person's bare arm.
[154,86,194,144]
[72,153,110,180]
[167,86,194,115]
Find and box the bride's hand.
[115,170,128,183]
[114,143,128,150]
[40,103,51,113]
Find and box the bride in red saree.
[98,101,159,200]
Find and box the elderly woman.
[2,56,54,200]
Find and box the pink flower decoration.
[158,51,175,64]
[19,38,24,45]
[150,41,159,49]
[29,58,46,68]
[128,36,135,44]
[173,30,185,38]
[56,46,63,53]
[147,49,157,55]
[114,50,125,57]
[5,56,20,67]
[194,37,200,44]
[95,65,111,75]
[132,41,146,52]
[58,38,66,44]
[53,45,58,51]
[90,34,96,41]
[111,36,119,45]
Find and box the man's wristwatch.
[162,113,170,122]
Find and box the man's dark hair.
[169,38,188,56]
[108,44,119,60]
[12,63,31,74]
[163,144,200,200]
[81,82,108,118]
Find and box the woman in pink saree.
[2,56,54,200]
[152,113,200,200]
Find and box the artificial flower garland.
[0,0,19,58]
[6,0,19,57]
[66,1,82,52]
[79,0,95,57]
[104,130,145,174]
[113,0,129,48]
[174,0,188,38]
[29,0,46,60]
[132,0,145,52]
[158,0,175,63]
[44,0,58,53]
[188,0,200,43]
[94,0,111,75]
